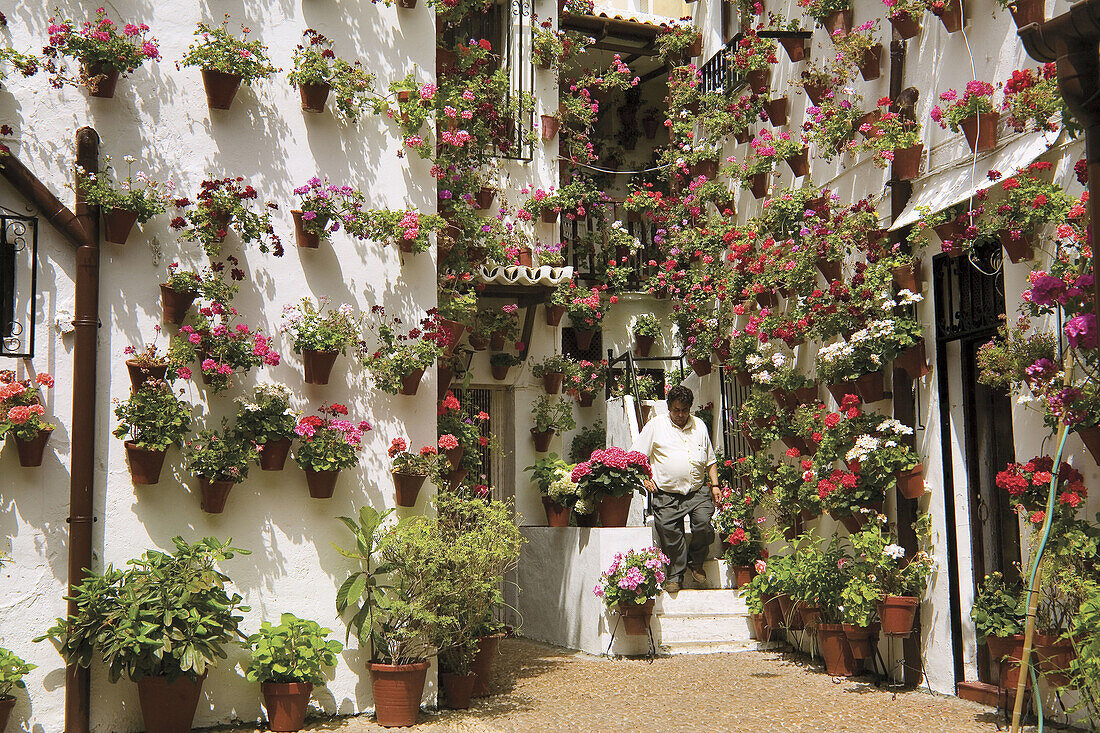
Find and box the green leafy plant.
[489,352,522,369]
[234,384,297,446]
[0,647,34,699]
[77,156,170,223]
[184,424,258,483]
[531,395,576,432]
[525,454,573,496]
[179,15,277,83]
[531,354,572,378]
[280,297,361,354]
[287,29,374,123]
[244,613,343,685]
[361,308,446,394]
[170,177,282,257]
[632,314,661,338]
[388,437,440,476]
[848,516,934,599]
[112,382,192,452]
[971,572,1025,641]
[569,421,605,463]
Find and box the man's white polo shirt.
[631,413,716,495]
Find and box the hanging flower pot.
[199,477,234,513]
[855,370,886,403]
[734,127,752,145]
[541,208,559,224]
[299,83,331,113]
[889,12,922,39]
[125,360,168,391]
[824,9,853,37]
[959,112,1000,153]
[803,83,828,106]
[104,208,139,245]
[471,633,504,697]
[578,393,594,407]
[818,624,862,676]
[540,114,560,141]
[262,681,313,732]
[438,364,455,398]
[779,36,807,62]
[259,438,292,471]
[997,228,1035,263]
[398,368,425,395]
[125,442,167,485]
[598,493,632,527]
[827,381,860,405]
[573,328,595,351]
[891,260,923,292]
[746,68,770,95]
[80,62,121,98]
[304,468,340,498]
[1009,0,1044,27]
[766,96,789,126]
[398,0,418,7]
[732,565,755,589]
[688,357,712,377]
[617,599,654,635]
[475,187,496,210]
[817,259,842,283]
[531,427,555,452]
[1033,633,1076,687]
[878,595,920,637]
[137,673,206,733]
[892,340,928,380]
[785,148,810,177]
[686,35,703,58]
[201,69,243,110]
[545,304,566,327]
[858,108,882,139]
[793,385,819,404]
[642,116,661,139]
[440,671,476,710]
[302,349,338,385]
[843,623,879,660]
[491,364,511,380]
[933,0,964,32]
[633,334,655,358]
[291,210,322,249]
[892,143,923,181]
[393,471,427,507]
[160,284,197,325]
[448,466,469,489]
[368,661,429,727]
[539,371,564,395]
[749,172,769,199]
[438,319,465,357]
[690,158,719,179]
[1077,425,1100,465]
[11,428,52,467]
[543,497,570,526]
[443,445,464,471]
[858,44,884,81]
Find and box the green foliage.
[112,383,192,452]
[234,384,297,445]
[489,352,522,368]
[847,516,934,599]
[976,317,1056,393]
[46,7,158,74]
[245,613,343,686]
[569,422,605,463]
[0,647,34,699]
[38,537,249,683]
[789,532,849,624]
[632,314,661,338]
[531,395,575,432]
[180,16,277,83]
[361,309,444,395]
[971,572,1025,640]
[183,424,258,483]
[77,159,169,223]
[287,30,374,123]
[280,297,362,355]
[531,354,572,378]
[524,454,572,496]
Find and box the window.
[0,213,38,358]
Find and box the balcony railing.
[559,200,662,290]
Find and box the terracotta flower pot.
[779,37,806,62]
[751,612,769,641]
[262,681,313,732]
[818,624,862,676]
[803,83,828,106]
[578,393,594,407]
[125,442,167,485]
[734,128,752,144]
[398,0,417,7]
[393,471,427,507]
[785,148,810,177]
[777,594,803,630]
[541,371,564,395]
[855,371,885,403]
[302,349,338,385]
[201,69,243,110]
[824,9,853,37]
[491,364,510,380]
[160,284,197,325]
[398,368,425,395]
[199,477,234,513]
[103,208,139,245]
[817,259,842,283]
[685,36,703,58]
[732,565,755,589]
[689,358,712,377]
[437,365,454,398]
[444,445,464,470]
[843,623,879,660]
[540,114,560,141]
[891,261,922,292]
[1009,0,1044,27]
[529,427,554,452]
[691,158,719,179]
[543,497,570,527]
[797,603,822,628]
[475,187,496,210]
[893,143,923,181]
[81,62,119,98]
[889,13,922,39]
[617,599,655,635]
[299,83,331,113]
[369,661,429,727]
[573,328,595,351]
[878,595,919,637]
[292,210,323,249]
[793,385,819,404]
[934,0,964,32]
[489,332,506,351]
[438,319,465,357]
[762,595,784,631]
[894,340,929,379]
[895,463,925,499]
[448,467,469,489]
[126,360,168,391]
[0,696,13,733]
[827,381,860,405]
[440,671,476,709]
[471,634,503,696]
[746,68,770,95]
[598,493,632,527]
[11,429,52,467]
[960,112,999,153]
[1077,424,1100,465]
[1033,633,1076,687]
[766,97,789,126]
[749,171,769,199]
[541,208,558,224]
[259,438,292,471]
[994,634,1031,691]
[137,674,205,733]
[304,468,340,498]
[545,304,566,327]
[858,44,883,81]
[840,512,869,534]
[997,228,1035,263]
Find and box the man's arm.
[708,462,721,504]
[633,420,657,492]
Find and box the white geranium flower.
[883,544,906,560]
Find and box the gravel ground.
[217,638,1030,733]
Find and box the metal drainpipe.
[65,126,99,733]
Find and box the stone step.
[653,613,755,644]
[659,639,779,656]
[656,588,749,616]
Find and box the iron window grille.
[0,209,38,358]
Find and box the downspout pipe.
[65,126,99,733]
[0,150,92,249]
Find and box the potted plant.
[532,22,565,70]
[834,22,882,81]
[988,162,1072,263]
[655,26,703,62]
[566,286,609,350]
[932,81,1000,153]
[293,404,369,498]
[180,16,277,111]
[565,359,607,407]
[122,328,174,391]
[361,308,445,395]
[793,535,862,675]
[171,177,282,257]
[839,570,881,660]
[363,208,445,255]
[280,297,361,385]
[731,29,777,95]
[801,0,853,36]
[234,385,297,471]
[594,547,669,633]
[530,395,576,452]
[388,437,439,507]
[848,517,935,636]
[743,559,781,640]
[883,0,929,38]
[183,424,258,514]
[78,156,170,244]
[169,312,281,394]
[713,488,765,588]
[489,352,521,381]
[1002,63,1067,134]
[112,381,191,485]
[160,263,203,324]
[287,29,373,120]
[43,8,159,98]
[289,177,363,248]
[846,418,924,499]
[525,454,577,526]
[570,447,651,527]
[532,354,571,394]
[971,571,1026,686]
[0,646,34,732]
[861,98,922,180]
[244,613,343,732]
[0,371,56,468]
[632,314,661,357]
[38,537,249,733]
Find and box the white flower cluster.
[845,434,880,462]
[876,419,913,436]
[883,544,906,560]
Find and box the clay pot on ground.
[993,634,1031,691]
[889,12,922,39]
[818,624,862,676]
[104,208,139,245]
[573,328,595,351]
[933,0,965,32]
[543,497,570,527]
[960,112,1000,153]
[878,595,919,637]
[393,471,426,507]
[299,83,331,113]
[160,284,197,325]
[895,463,925,499]
[893,144,923,181]
[751,613,769,641]
[262,681,313,732]
[440,672,476,710]
[302,349,338,385]
[858,44,883,81]
[598,493,632,527]
[531,427,554,452]
[471,634,504,696]
[304,468,340,498]
[842,623,879,660]
[824,9,853,37]
[855,371,886,403]
[545,304,566,327]
[540,115,560,141]
[766,97,789,126]
[542,371,565,394]
[762,595,784,631]
[399,368,425,396]
[894,340,930,379]
[11,429,52,467]
[732,565,755,589]
[796,603,822,628]
[126,442,167,485]
[749,171,769,199]
[1033,633,1076,687]
[292,210,323,249]
[689,358,712,377]
[199,477,234,513]
[998,229,1035,263]
[368,660,430,727]
[258,438,292,471]
[777,594,803,630]
[126,360,168,391]
[81,62,121,98]
[201,69,243,110]
[618,599,655,635]
[785,148,810,177]
[137,674,206,733]
[1009,0,1044,27]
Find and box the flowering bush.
[988,162,1072,243]
[882,0,935,21]
[593,547,669,607]
[280,297,361,354]
[1002,63,1073,134]
[44,8,159,81]
[971,572,1025,640]
[388,437,440,476]
[287,30,374,123]
[931,80,996,132]
[292,177,364,239]
[731,29,777,73]
[112,381,192,452]
[361,307,447,394]
[848,516,935,599]
[184,425,258,483]
[233,384,297,447]
[532,22,565,68]
[0,371,55,441]
[171,177,282,257]
[713,488,766,566]
[815,289,923,383]
[567,286,611,330]
[169,303,280,393]
[995,455,1088,522]
[294,403,369,472]
[565,359,608,402]
[77,156,171,223]
[570,446,651,499]
[179,16,276,83]
[364,209,445,254]
[123,326,171,371]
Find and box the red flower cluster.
[995,455,1087,517]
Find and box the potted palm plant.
[113,381,192,485]
[234,385,297,471]
[530,395,576,452]
[43,7,160,98]
[244,613,343,732]
[183,424,259,514]
[0,646,34,733]
[180,16,277,111]
[387,437,440,507]
[78,157,170,244]
[293,404,368,498]
[38,537,249,733]
[593,547,669,634]
[280,297,361,385]
[0,371,56,467]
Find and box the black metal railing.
[561,201,661,289]
[0,211,38,358]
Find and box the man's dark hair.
[666,384,694,408]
